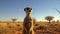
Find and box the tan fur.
[23,7,34,34]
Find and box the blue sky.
[0,0,60,21]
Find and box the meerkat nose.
[29,10,31,12]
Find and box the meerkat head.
[24,7,32,15]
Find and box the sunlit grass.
[0,22,60,34]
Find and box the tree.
[12,18,17,23]
[52,20,55,23]
[45,16,54,23]
[56,20,59,23]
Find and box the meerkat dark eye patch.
[26,8,29,10]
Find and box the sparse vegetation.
[45,16,54,24]
[0,21,60,34]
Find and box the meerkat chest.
[24,17,33,24]
[23,17,33,27]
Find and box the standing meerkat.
[23,7,34,34]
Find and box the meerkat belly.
[24,17,32,29]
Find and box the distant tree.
[56,20,59,23]
[0,21,2,23]
[45,16,54,23]
[12,18,17,23]
[52,20,55,23]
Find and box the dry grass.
[0,22,60,34]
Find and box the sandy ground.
[0,22,60,34]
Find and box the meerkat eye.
[27,8,29,10]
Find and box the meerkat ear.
[24,8,26,11]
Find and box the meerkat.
[23,7,34,34]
